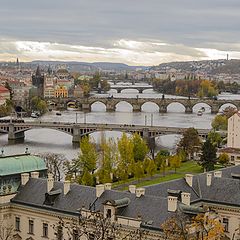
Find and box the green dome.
[0,154,47,176]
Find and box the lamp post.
[75,112,78,124]
[144,115,147,126]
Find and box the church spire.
[36,65,41,76]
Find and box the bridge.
[45,97,240,113]
[108,79,151,85]
[0,122,210,145]
[109,85,153,93]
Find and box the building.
[54,85,68,98]
[227,112,240,149]
[2,161,240,239]
[0,86,10,105]
[73,85,84,98]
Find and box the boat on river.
[56,112,62,116]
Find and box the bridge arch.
[90,101,107,112]
[219,103,238,112]
[142,88,154,93]
[114,101,133,112]
[141,102,159,112]
[167,102,186,113]
[192,102,212,113]
[119,88,140,94]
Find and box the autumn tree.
[146,159,157,177]
[155,150,169,176]
[199,138,217,171]
[218,153,230,166]
[134,161,144,181]
[162,211,225,240]
[207,130,222,147]
[198,79,218,98]
[169,154,182,173]
[117,133,134,180]
[177,128,201,160]
[132,133,149,162]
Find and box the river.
[0,86,238,160]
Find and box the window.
[28,220,34,234]
[15,217,20,231]
[223,218,229,232]
[57,226,63,240]
[231,156,235,162]
[43,223,48,238]
[106,209,112,218]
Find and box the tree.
[169,154,182,173]
[100,80,110,93]
[39,153,66,181]
[199,138,217,171]
[117,133,134,180]
[133,161,144,181]
[177,128,201,160]
[211,114,227,131]
[198,79,218,98]
[97,137,118,184]
[207,131,222,147]
[53,210,148,240]
[146,159,157,177]
[218,153,230,166]
[162,211,224,240]
[81,170,94,186]
[4,81,13,100]
[132,133,149,162]
[154,152,168,176]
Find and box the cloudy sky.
[0,0,240,65]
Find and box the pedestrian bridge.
[0,121,210,144]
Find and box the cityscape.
[1,1,240,240]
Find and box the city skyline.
[0,0,240,65]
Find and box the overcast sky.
[0,0,240,65]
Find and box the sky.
[0,0,240,65]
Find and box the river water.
[0,85,238,160]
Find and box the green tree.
[199,138,217,171]
[207,131,222,147]
[132,133,149,162]
[100,80,110,93]
[177,128,201,160]
[211,114,227,130]
[81,170,94,186]
[218,153,230,166]
[155,152,168,176]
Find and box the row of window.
[15,217,48,237]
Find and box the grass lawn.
[113,161,204,190]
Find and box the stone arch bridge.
[110,85,153,93]
[0,122,210,145]
[47,97,240,113]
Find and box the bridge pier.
[139,89,143,94]
[133,104,141,112]
[211,104,219,114]
[72,126,82,145]
[185,105,193,114]
[106,104,116,112]
[8,124,25,143]
[159,105,167,113]
[82,103,91,112]
[117,89,121,93]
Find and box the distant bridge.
[0,122,210,144]
[108,79,151,85]
[109,85,153,93]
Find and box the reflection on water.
[0,91,237,159]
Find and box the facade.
[54,85,68,98]
[227,112,240,149]
[2,164,240,239]
[73,85,84,98]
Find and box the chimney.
[214,171,222,178]
[129,185,136,194]
[168,196,178,212]
[206,173,212,186]
[64,181,70,195]
[185,174,193,187]
[136,188,145,198]
[47,173,54,192]
[31,172,39,179]
[104,183,112,190]
[21,173,30,185]
[96,184,105,198]
[181,192,191,206]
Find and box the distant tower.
[32,66,44,97]
[16,58,20,70]
[227,54,229,61]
